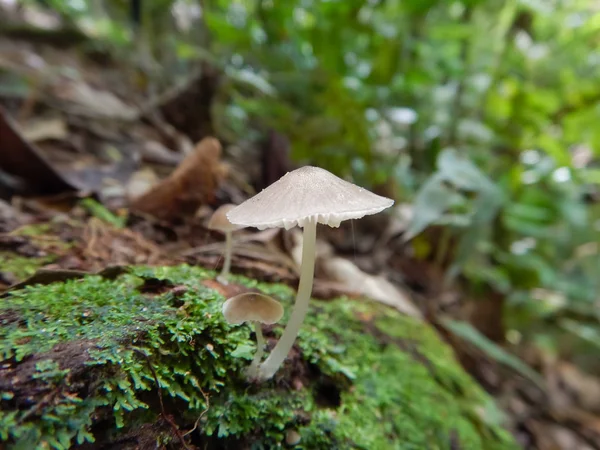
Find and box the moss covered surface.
[0,265,519,449]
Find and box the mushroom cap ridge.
[226,166,394,230]
[222,292,284,325]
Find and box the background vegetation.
[13,0,600,414]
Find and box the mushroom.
[207,204,244,284]
[222,292,284,379]
[227,166,394,380]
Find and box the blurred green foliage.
[24,0,600,366]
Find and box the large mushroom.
[227,166,393,380]
[222,292,284,379]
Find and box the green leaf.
[80,199,126,228]
[405,174,464,240]
[227,68,276,96]
[579,169,600,184]
[437,148,493,192]
[505,203,554,223]
[559,319,600,350]
[442,319,545,387]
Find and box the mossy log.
[0,264,519,449]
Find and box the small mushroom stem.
[247,321,265,379]
[218,231,233,283]
[259,218,317,380]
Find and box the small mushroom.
[227,166,393,380]
[285,429,302,446]
[222,292,284,379]
[208,204,244,284]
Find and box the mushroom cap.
[208,204,244,232]
[227,166,394,230]
[222,292,284,325]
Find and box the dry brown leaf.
[130,137,227,220]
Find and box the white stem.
[258,218,317,380]
[246,321,264,379]
[218,231,233,283]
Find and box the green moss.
[13,223,73,254]
[10,223,53,237]
[0,265,519,450]
[296,302,516,450]
[0,253,54,281]
[0,223,73,282]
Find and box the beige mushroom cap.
[222,293,284,325]
[226,166,394,230]
[208,204,244,232]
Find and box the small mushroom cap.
[227,166,394,230]
[222,293,284,325]
[208,204,244,232]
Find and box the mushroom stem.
[218,231,233,283]
[259,218,317,380]
[247,321,265,379]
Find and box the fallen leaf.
[130,137,227,220]
[0,107,76,195]
[52,80,138,120]
[322,256,422,318]
[19,116,67,142]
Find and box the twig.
[182,387,210,437]
[83,218,101,259]
[133,348,192,450]
[17,386,60,424]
